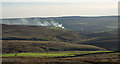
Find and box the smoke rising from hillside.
[1,18,65,29]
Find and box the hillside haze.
[1,16,118,32]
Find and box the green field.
[2,51,112,57]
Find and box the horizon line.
[1,15,118,19]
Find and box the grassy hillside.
[2,40,105,53]
[52,16,118,32]
[2,24,84,43]
[79,31,118,51]
[2,24,107,53]
[2,51,112,57]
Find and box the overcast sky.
[1,0,119,18]
[2,0,119,2]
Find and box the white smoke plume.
[40,19,65,29]
[1,18,65,29]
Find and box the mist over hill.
[1,18,65,29]
[1,16,118,32]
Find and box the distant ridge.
[1,16,118,33]
[1,16,118,19]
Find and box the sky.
[0,0,119,18]
[1,0,119,2]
